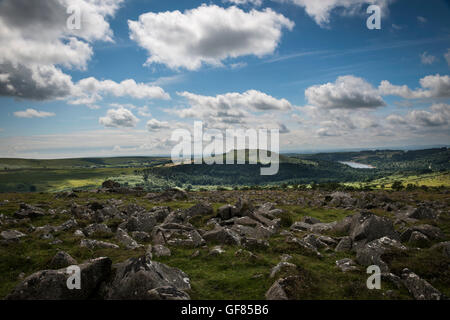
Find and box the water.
[339,161,375,169]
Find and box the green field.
[0,148,448,193]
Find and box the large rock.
[265,276,305,300]
[1,230,26,242]
[48,251,77,269]
[185,202,213,218]
[329,192,356,208]
[14,203,45,219]
[146,286,190,300]
[6,257,112,300]
[203,227,241,246]
[336,258,359,272]
[412,224,445,241]
[408,207,438,220]
[102,255,190,300]
[151,244,171,257]
[270,262,296,278]
[349,211,398,244]
[335,236,352,252]
[401,269,443,300]
[83,223,112,237]
[152,224,205,247]
[116,228,141,250]
[80,239,119,250]
[123,213,157,233]
[356,236,406,272]
[431,241,450,258]
[55,219,78,233]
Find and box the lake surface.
[339,161,375,169]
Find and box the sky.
[0,0,449,159]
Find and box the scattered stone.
[209,246,225,256]
[408,207,438,220]
[83,223,112,237]
[242,237,269,250]
[412,224,445,241]
[356,236,406,273]
[131,231,151,242]
[270,262,296,278]
[73,230,85,238]
[14,203,45,219]
[48,251,77,269]
[336,258,358,272]
[152,244,171,257]
[335,236,352,252]
[431,241,450,258]
[401,269,443,300]
[185,202,213,218]
[101,255,190,300]
[408,231,431,248]
[350,211,399,244]
[301,216,321,225]
[6,257,112,300]
[116,228,141,250]
[1,230,26,242]
[80,239,119,250]
[146,286,190,300]
[203,227,241,246]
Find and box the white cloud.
[99,107,139,128]
[387,103,450,128]
[225,0,263,6]
[146,119,170,131]
[305,75,385,109]
[445,49,450,67]
[420,51,436,65]
[13,108,56,118]
[128,4,294,70]
[0,0,123,100]
[379,74,450,99]
[277,0,394,27]
[71,77,170,106]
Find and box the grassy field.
[0,190,448,299]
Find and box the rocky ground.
[0,184,449,300]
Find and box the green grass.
[0,190,448,300]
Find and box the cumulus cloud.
[174,90,291,126]
[13,108,56,118]
[146,119,170,131]
[379,74,450,99]
[387,104,450,128]
[128,4,294,70]
[305,75,386,109]
[70,77,170,106]
[0,0,123,100]
[445,49,450,67]
[99,107,139,128]
[420,52,436,65]
[276,0,394,26]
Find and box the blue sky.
[0,0,449,158]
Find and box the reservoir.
[339,161,375,169]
